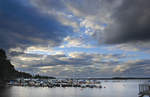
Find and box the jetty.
[139,84,150,97]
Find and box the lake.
[0,80,148,97]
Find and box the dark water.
[0,80,148,97]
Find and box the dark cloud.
[0,0,73,49]
[104,0,150,44]
[1,0,150,77]
[11,52,125,77]
[10,50,150,77]
[30,0,66,11]
[11,52,124,68]
[118,59,150,77]
[9,51,25,57]
[69,0,150,44]
[27,55,94,67]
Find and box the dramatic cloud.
[10,51,127,76]
[67,0,150,44]
[103,0,150,44]
[11,51,149,77]
[1,0,150,77]
[2,0,150,48]
[0,0,73,49]
[113,59,150,77]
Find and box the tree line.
[0,49,55,83]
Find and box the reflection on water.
[0,80,148,97]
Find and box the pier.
[139,84,150,97]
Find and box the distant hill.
[34,74,56,79]
[0,49,32,82]
[74,77,150,80]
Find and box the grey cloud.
[30,0,66,11]
[103,0,150,44]
[11,51,150,77]
[1,0,150,77]
[68,0,150,44]
[67,0,117,17]
[114,59,150,77]
[11,52,125,72]
[0,0,73,49]
[9,51,25,57]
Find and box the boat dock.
[7,78,102,88]
[139,84,150,97]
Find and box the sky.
[0,0,150,78]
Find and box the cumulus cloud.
[113,65,129,73]
[30,0,80,32]
[2,0,150,49]
[112,59,150,77]
[59,36,94,48]
[9,48,150,77]
[10,51,127,76]
[1,0,150,77]
[66,0,150,44]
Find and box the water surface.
[0,80,148,97]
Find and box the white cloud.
[59,36,95,48]
[113,65,129,72]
